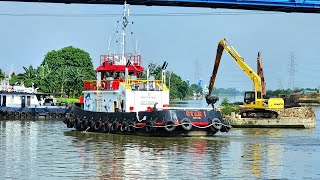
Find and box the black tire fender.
[120,122,129,132]
[110,121,119,132]
[164,120,176,132]
[93,121,102,131]
[210,118,222,131]
[128,122,136,132]
[180,118,192,131]
[145,121,156,133]
[66,119,74,128]
[101,121,110,133]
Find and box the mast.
[121,1,129,65]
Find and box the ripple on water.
[1,116,320,179]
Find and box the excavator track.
[240,109,278,119]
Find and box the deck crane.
[205,38,284,118]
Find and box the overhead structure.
[1,0,320,13]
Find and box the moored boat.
[0,78,70,119]
[63,1,231,136]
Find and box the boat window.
[11,95,14,102]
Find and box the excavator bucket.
[205,94,219,107]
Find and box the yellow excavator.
[205,38,284,118]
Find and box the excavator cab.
[244,91,262,105]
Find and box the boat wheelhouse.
[83,53,169,113]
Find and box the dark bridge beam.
[1,0,320,13]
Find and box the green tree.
[10,46,95,98]
[40,46,95,97]
[146,64,189,100]
[0,69,7,80]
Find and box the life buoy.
[128,121,136,132]
[101,121,110,133]
[110,121,119,132]
[210,118,222,131]
[180,118,192,131]
[120,122,129,132]
[93,121,102,131]
[145,121,156,133]
[164,120,176,132]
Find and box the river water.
[0,100,319,179]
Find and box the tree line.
[4,46,315,100]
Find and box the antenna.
[107,36,112,55]
[121,1,129,65]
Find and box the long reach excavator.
[205,38,284,118]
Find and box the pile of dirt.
[274,106,316,118]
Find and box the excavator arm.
[206,38,262,105]
[257,52,266,97]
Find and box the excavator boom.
[257,52,266,97]
[206,38,262,105]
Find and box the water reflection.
[0,107,319,179]
[240,129,284,179]
[63,131,230,179]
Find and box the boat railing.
[83,79,166,91]
[100,54,142,66]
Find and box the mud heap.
[274,107,316,118]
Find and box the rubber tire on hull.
[120,122,129,132]
[110,122,119,132]
[145,121,156,133]
[164,120,176,133]
[67,119,74,128]
[210,118,222,131]
[128,122,136,132]
[93,121,102,132]
[180,118,192,131]
[220,119,231,133]
[101,122,110,133]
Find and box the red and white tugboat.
[64,2,231,136]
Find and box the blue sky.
[0,2,319,90]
